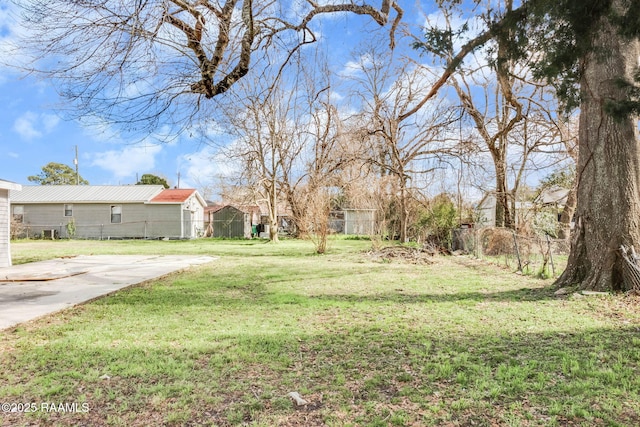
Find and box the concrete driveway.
[0,255,215,330]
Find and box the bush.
[415,194,457,247]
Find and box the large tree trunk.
[556,10,640,291]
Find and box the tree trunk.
[398,177,410,243]
[266,178,279,242]
[556,10,640,291]
[494,158,514,229]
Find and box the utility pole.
[74,145,79,185]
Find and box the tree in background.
[282,62,350,252]
[221,74,308,242]
[137,174,170,188]
[28,162,89,185]
[347,42,460,242]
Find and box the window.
[110,205,122,224]
[12,205,24,223]
[64,204,73,217]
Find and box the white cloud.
[79,115,122,143]
[339,53,374,79]
[181,146,239,183]
[13,112,41,140]
[12,111,61,140]
[91,144,163,179]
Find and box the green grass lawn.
[2,238,640,426]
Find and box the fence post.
[513,230,523,272]
[546,234,556,278]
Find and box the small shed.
[207,205,253,238]
[329,209,377,235]
[0,179,22,267]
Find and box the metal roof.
[9,185,164,203]
[537,187,570,205]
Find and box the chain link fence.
[12,220,206,240]
[453,227,570,278]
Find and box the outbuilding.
[329,208,377,235]
[205,205,257,238]
[0,179,22,267]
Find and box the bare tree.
[346,43,460,242]
[553,116,579,239]
[266,57,356,251]
[12,0,403,135]
[221,74,307,242]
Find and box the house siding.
[19,203,187,239]
[0,189,10,267]
[145,204,183,238]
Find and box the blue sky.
[0,1,432,193]
[0,5,211,189]
[0,73,193,186]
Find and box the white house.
[1,179,22,267]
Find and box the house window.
[64,204,73,217]
[12,205,24,223]
[110,205,122,224]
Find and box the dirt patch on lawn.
[366,246,435,264]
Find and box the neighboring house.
[205,205,257,238]
[474,192,531,228]
[329,208,377,235]
[475,187,570,228]
[535,187,570,219]
[9,185,206,240]
[1,179,22,267]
